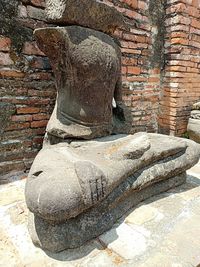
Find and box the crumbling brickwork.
[159,0,200,135]
[110,0,164,134]
[0,0,200,175]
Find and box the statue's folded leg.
[25,133,200,251]
[27,172,187,252]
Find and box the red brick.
[166,66,187,72]
[148,77,160,83]
[0,68,25,78]
[122,57,137,65]
[192,0,200,7]
[127,76,147,82]
[31,120,48,128]
[31,0,45,7]
[191,18,200,29]
[121,48,141,55]
[166,3,186,14]
[170,32,188,39]
[187,6,199,17]
[189,40,200,49]
[34,127,46,135]
[22,41,45,56]
[123,33,147,43]
[165,15,191,26]
[32,113,49,120]
[127,66,141,75]
[170,38,189,45]
[0,52,14,66]
[6,122,30,131]
[12,115,33,122]
[120,0,138,9]
[138,0,148,10]
[0,37,11,52]
[33,136,44,144]
[17,107,40,114]
[26,72,53,80]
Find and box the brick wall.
[159,0,200,135]
[0,0,56,175]
[109,0,164,134]
[0,0,200,175]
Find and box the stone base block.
[28,172,186,252]
[187,118,200,143]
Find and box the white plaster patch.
[99,223,148,260]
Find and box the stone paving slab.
[0,162,200,267]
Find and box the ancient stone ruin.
[187,102,200,143]
[25,0,200,252]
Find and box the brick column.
[159,0,200,135]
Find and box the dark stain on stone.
[0,102,16,138]
[148,0,167,69]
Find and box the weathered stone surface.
[34,26,127,140]
[27,5,46,21]
[28,173,186,252]
[187,111,200,143]
[45,0,126,34]
[99,223,150,260]
[188,104,200,143]
[25,133,200,251]
[192,102,200,110]
[190,110,200,120]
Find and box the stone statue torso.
[35,26,122,139]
